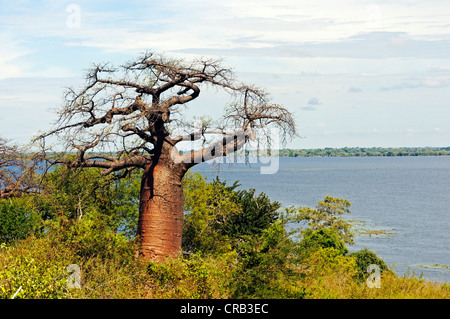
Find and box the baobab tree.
[38,51,296,262]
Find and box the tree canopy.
[38,51,296,174]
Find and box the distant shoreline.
[42,146,450,158]
[277,147,450,157]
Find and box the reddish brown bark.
[137,152,187,262]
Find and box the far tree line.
[277,146,450,157]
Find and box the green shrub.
[48,212,134,261]
[299,247,358,298]
[349,248,388,282]
[182,172,241,254]
[182,172,283,255]
[299,227,348,258]
[0,229,143,299]
[35,165,140,237]
[0,197,42,244]
[146,254,234,298]
[222,188,281,239]
[231,221,306,299]
[0,235,76,299]
[294,196,354,244]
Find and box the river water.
[193,156,450,283]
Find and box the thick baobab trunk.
[137,159,186,262]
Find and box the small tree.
[0,198,41,244]
[293,196,354,244]
[221,188,281,239]
[0,138,39,199]
[349,248,388,282]
[38,51,296,261]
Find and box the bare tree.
[0,138,39,199]
[37,51,296,261]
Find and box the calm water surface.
[193,156,450,283]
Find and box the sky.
[1,0,449,149]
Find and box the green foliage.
[1,166,449,299]
[0,164,141,298]
[0,228,143,299]
[299,247,358,298]
[146,253,234,298]
[349,248,389,282]
[47,212,134,261]
[231,221,306,298]
[36,165,109,220]
[183,172,306,298]
[109,171,141,238]
[222,188,281,239]
[0,197,42,244]
[182,172,282,255]
[182,172,241,254]
[35,165,140,238]
[0,235,76,299]
[294,195,354,244]
[298,228,348,258]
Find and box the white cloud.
[2,0,450,148]
[0,33,30,79]
[405,128,421,136]
[420,76,450,88]
[380,75,450,90]
[301,106,317,111]
[308,97,323,105]
[348,87,362,93]
[3,1,450,61]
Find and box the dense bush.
[293,195,354,244]
[231,221,306,298]
[35,165,140,237]
[1,169,449,299]
[182,173,241,254]
[0,198,42,244]
[182,173,282,255]
[47,213,134,261]
[349,248,389,282]
[0,236,75,299]
[222,188,281,239]
[298,227,348,258]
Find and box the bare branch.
[39,51,296,174]
[54,153,151,176]
[0,138,41,199]
[179,129,251,167]
[172,129,225,145]
[121,124,154,144]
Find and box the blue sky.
[1,0,449,148]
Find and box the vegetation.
[1,169,449,299]
[0,198,42,244]
[1,51,448,300]
[278,146,450,157]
